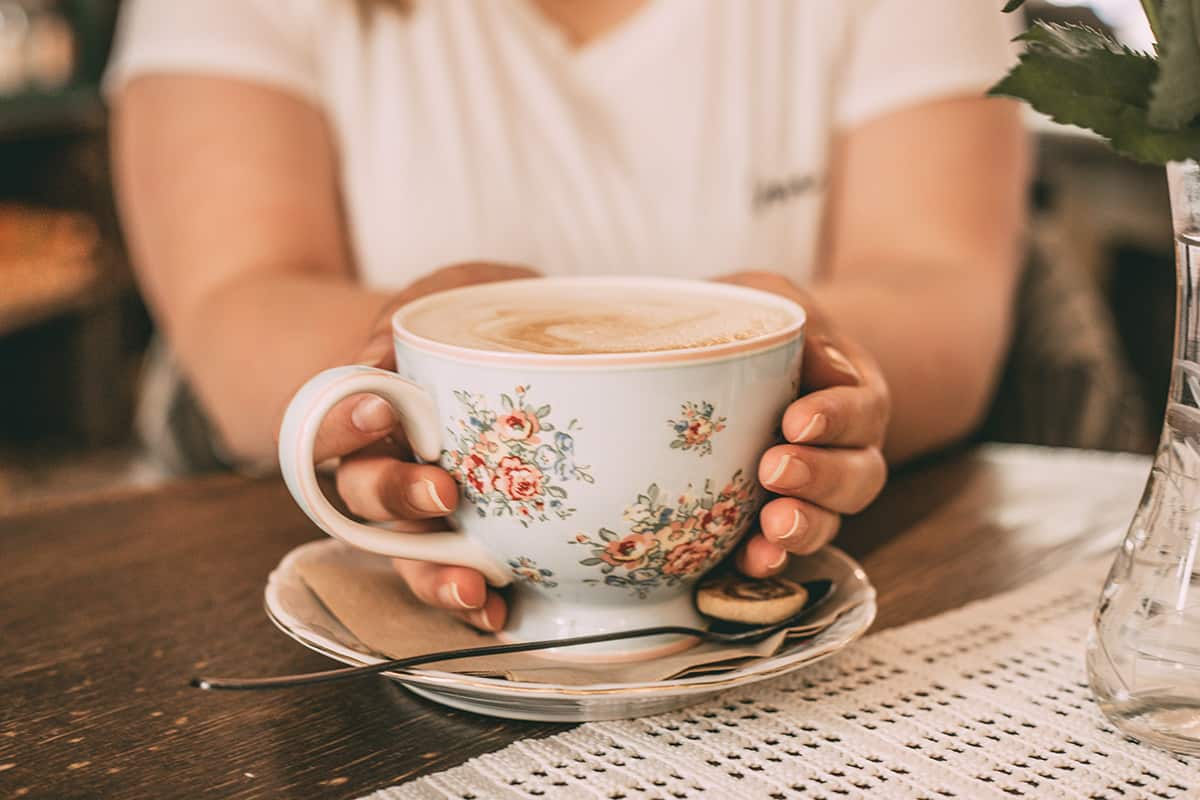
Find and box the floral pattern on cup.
[571,470,758,598]
[441,386,593,527]
[508,556,558,589]
[668,401,727,457]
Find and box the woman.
[106,0,1028,632]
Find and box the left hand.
[715,271,890,577]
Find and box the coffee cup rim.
[391,276,806,368]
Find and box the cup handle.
[278,365,511,586]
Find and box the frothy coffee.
[401,281,796,355]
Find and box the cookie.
[696,574,809,624]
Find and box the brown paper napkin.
[293,542,864,686]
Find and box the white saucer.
[264,541,877,722]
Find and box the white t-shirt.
[105,0,1016,289]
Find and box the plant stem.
[1140,0,1164,44]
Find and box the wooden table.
[0,445,1152,799]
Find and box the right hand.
[291,262,540,632]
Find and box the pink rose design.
[601,533,659,570]
[493,455,545,501]
[498,410,540,441]
[462,453,493,494]
[706,499,741,534]
[684,419,712,444]
[665,516,700,542]
[662,538,716,576]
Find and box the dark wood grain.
[0,445,1150,799]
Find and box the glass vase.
[1087,159,1200,754]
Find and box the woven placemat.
[369,555,1198,799]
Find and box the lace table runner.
[372,556,1199,799]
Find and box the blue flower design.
[508,556,558,589]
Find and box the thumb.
[274,336,401,464]
[274,392,399,465]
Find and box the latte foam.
[401,281,796,355]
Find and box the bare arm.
[719,95,1028,572]
[812,96,1030,463]
[111,76,395,463]
[113,75,538,633]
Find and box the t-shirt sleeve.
[102,0,322,106]
[835,0,1021,129]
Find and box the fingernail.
[823,343,860,381]
[350,395,395,433]
[791,413,827,443]
[765,454,810,488]
[765,545,788,571]
[437,582,476,610]
[409,478,451,514]
[777,508,807,542]
[475,605,496,632]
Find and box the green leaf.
[990,22,1200,163]
[534,404,551,418]
[599,528,619,542]
[580,557,603,566]
[1002,0,1026,10]
[670,440,683,449]
[1149,0,1200,128]
[501,394,514,410]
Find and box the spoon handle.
[192,625,702,691]
[194,578,835,691]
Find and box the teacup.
[278,277,805,661]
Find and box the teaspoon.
[193,578,834,691]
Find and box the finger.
[452,590,508,633]
[337,455,458,521]
[781,384,888,448]
[393,560,487,611]
[353,428,414,462]
[758,496,841,556]
[802,334,876,390]
[355,331,397,371]
[306,393,399,464]
[758,444,887,514]
[734,532,789,578]
[713,270,796,295]
[405,262,542,298]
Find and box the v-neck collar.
[507,0,682,77]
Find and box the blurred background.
[0,0,1179,513]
